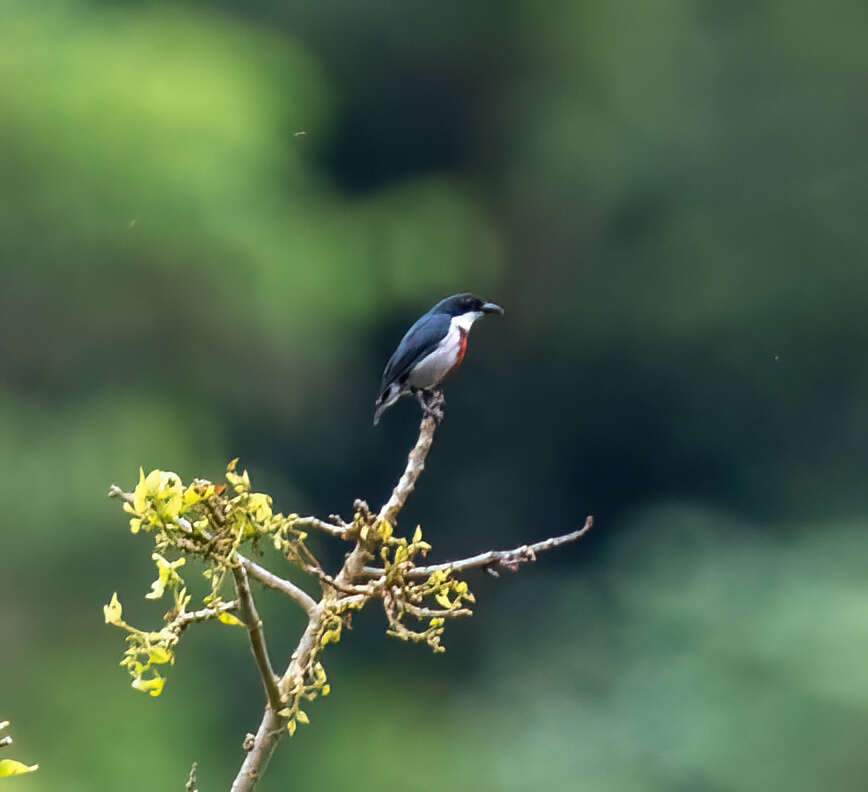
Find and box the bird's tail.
[373,383,402,426]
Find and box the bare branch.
[185,762,199,792]
[397,599,472,620]
[173,600,238,630]
[303,563,374,596]
[108,484,133,503]
[334,593,367,610]
[230,706,283,792]
[377,415,438,525]
[241,558,317,615]
[230,604,325,792]
[293,515,350,539]
[282,604,326,688]
[360,516,594,579]
[231,416,439,791]
[232,565,282,712]
[326,415,441,592]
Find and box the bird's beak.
[481,301,504,315]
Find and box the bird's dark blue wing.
[379,312,451,394]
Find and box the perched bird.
[374,293,504,425]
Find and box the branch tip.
[185,762,199,792]
[360,514,594,580]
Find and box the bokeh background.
[3,0,868,789]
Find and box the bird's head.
[431,293,504,322]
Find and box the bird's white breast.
[405,314,477,389]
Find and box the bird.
[374,293,504,426]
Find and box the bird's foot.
[417,389,445,423]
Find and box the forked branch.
[240,558,317,615]
[107,409,591,792]
[229,413,590,790]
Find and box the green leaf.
[246,492,273,522]
[217,612,245,627]
[144,468,163,492]
[296,710,309,725]
[320,628,341,646]
[145,553,186,600]
[103,592,123,625]
[148,646,172,664]
[0,759,39,777]
[226,459,250,493]
[286,719,296,736]
[182,481,214,507]
[131,673,165,697]
[132,467,148,512]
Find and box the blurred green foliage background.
[3,0,868,789]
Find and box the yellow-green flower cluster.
[278,662,331,736]
[418,570,475,612]
[108,461,318,698]
[103,592,175,697]
[375,526,476,653]
[379,525,432,579]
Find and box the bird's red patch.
[444,329,468,380]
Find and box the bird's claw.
[424,403,445,423]
[417,389,446,423]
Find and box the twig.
[293,515,350,539]
[397,598,472,620]
[108,484,133,504]
[173,600,238,630]
[303,563,374,596]
[185,762,199,792]
[241,558,317,615]
[334,593,367,610]
[232,565,282,712]
[359,516,593,579]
